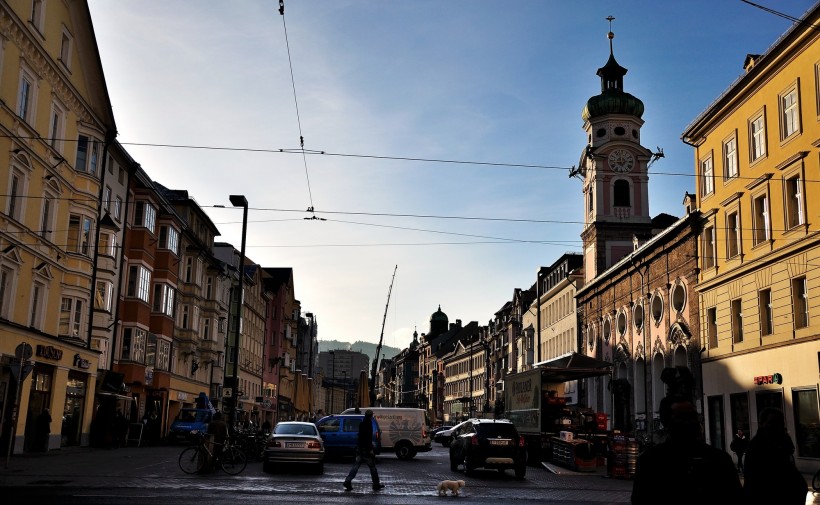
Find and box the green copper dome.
[582,51,644,122]
[582,90,644,122]
[430,305,448,322]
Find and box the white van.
[342,407,431,459]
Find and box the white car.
[263,421,325,474]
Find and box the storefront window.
[792,388,820,457]
[62,375,86,447]
[729,392,750,439]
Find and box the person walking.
[343,409,383,491]
[34,408,52,452]
[631,394,742,505]
[743,407,806,504]
[729,429,748,472]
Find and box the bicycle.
[179,434,247,475]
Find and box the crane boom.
[370,265,397,406]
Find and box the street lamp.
[229,195,248,433]
[328,351,336,413]
[342,371,348,410]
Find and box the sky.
[87,0,816,352]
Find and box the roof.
[532,352,613,383]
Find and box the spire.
[581,15,644,122]
[607,15,615,55]
[597,15,627,94]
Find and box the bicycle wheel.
[220,446,247,475]
[179,446,207,474]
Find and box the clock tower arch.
[576,23,653,283]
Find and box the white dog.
[436,479,466,496]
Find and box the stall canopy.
[534,352,613,383]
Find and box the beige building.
[0,1,115,452]
[681,5,820,468]
[533,254,584,405]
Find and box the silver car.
[263,421,325,474]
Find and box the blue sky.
[87,0,816,350]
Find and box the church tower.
[576,20,653,283]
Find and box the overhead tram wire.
[278,0,321,220]
[8,132,820,185]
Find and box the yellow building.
[1,2,115,452]
[682,4,820,469]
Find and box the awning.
[97,391,136,402]
[532,352,613,383]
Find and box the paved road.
[1,443,817,504]
[1,443,635,503]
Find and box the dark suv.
[449,419,527,479]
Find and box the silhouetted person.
[631,395,742,505]
[207,411,229,448]
[729,429,748,472]
[743,407,806,504]
[343,409,383,491]
[35,408,51,452]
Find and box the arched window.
[614,179,631,207]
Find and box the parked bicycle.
[233,428,267,461]
[178,433,247,475]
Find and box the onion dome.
[430,305,448,323]
[581,29,644,122]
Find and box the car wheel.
[263,462,274,473]
[514,464,526,479]
[395,441,413,460]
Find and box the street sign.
[223,387,232,398]
[15,342,32,360]
[10,359,33,383]
[262,399,272,409]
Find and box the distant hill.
[318,340,402,365]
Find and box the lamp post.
[228,195,248,433]
[331,351,337,413]
[342,371,348,410]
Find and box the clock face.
[608,149,635,173]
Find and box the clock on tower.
[608,149,634,173]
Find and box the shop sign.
[72,354,90,369]
[145,367,154,386]
[178,391,188,401]
[36,344,63,361]
[753,373,783,386]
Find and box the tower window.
[596,128,606,138]
[613,180,630,207]
[614,126,625,136]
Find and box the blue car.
[168,408,212,443]
[315,414,381,458]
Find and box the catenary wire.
[277,0,316,216]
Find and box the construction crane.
[370,265,397,407]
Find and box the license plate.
[489,440,508,446]
[285,442,304,448]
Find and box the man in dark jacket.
[631,395,742,505]
[343,410,383,491]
